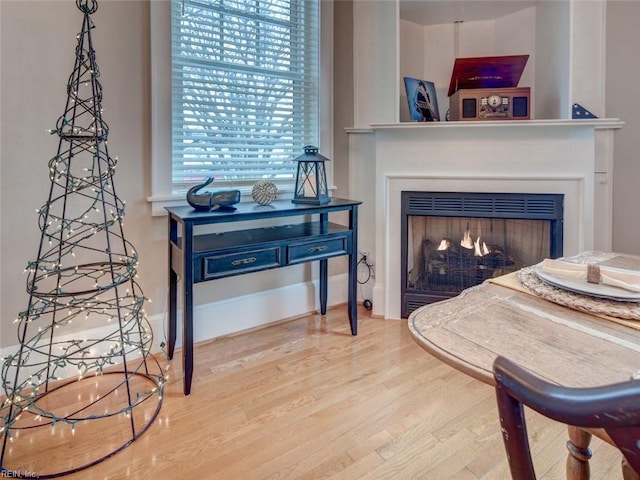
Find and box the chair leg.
[566,426,591,480]
[622,458,640,480]
[495,386,537,480]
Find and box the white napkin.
[541,258,640,293]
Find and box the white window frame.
[149,0,333,215]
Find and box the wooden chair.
[493,355,640,480]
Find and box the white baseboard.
[372,281,387,318]
[0,274,349,370]
[156,272,350,351]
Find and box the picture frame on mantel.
[404,77,440,122]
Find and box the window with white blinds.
[171,0,320,194]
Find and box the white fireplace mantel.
[347,119,623,319]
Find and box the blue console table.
[166,197,361,395]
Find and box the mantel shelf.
[346,118,624,134]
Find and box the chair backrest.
[493,355,640,480]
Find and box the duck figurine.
[186,177,241,211]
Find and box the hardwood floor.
[4,306,625,479]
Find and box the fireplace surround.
[347,119,622,319]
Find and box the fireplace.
[346,120,619,319]
[400,191,563,317]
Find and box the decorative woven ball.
[251,180,278,206]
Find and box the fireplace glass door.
[401,192,563,317]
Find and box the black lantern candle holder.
[292,145,330,205]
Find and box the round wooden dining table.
[408,273,640,480]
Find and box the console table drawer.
[202,247,281,280]
[287,236,349,264]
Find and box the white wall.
[400,8,537,121]
[570,0,607,118]
[353,0,398,126]
[535,0,570,119]
[399,19,425,121]
[398,2,608,123]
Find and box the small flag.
[572,103,598,119]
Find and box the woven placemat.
[517,264,640,321]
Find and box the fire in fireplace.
[401,191,563,317]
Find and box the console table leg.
[168,269,177,359]
[319,259,328,315]
[566,426,592,480]
[168,218,178,360]
[182,223,194,396]
[348,205,358,336]
[182,281,194,395]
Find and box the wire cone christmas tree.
[0,1,165,477]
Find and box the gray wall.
[333,0,354,200]
[606,0,640,255]
[1,0,164,349]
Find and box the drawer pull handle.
[231,257,257,266]
[308,245,329,254]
